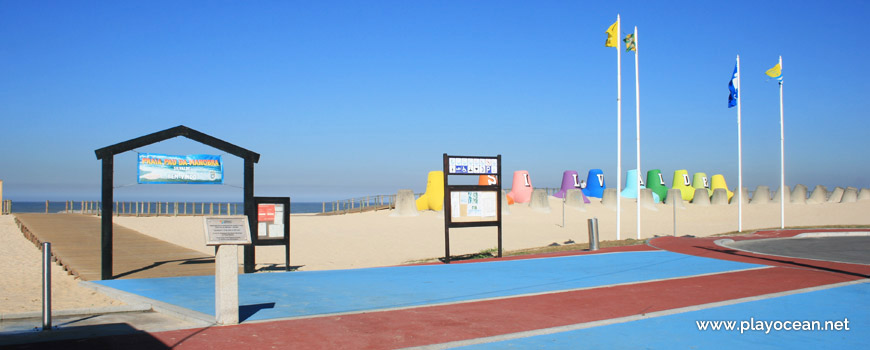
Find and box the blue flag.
[728,63,739,108]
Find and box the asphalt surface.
[727,236,870,265]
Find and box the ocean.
[6,201,329,214]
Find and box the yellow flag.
[605,20,618,47]
[765,63,782,81]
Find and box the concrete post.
[215,244,239,325]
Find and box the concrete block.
[750,186,771,204]
[390,189,419,217]
[639,188,657,210]
[601,188,618,210]
[528,188,550,213]
[859,188,870,201]
[691,188,711,206]
[791,184,808,204]
[711,188,730,205]
[841,187,859,203]
[772,185,791,203]
[664,188,685,209]
[565,189,586,210]
[807,185,827,204]
[828,187,844,203]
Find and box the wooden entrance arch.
[95,125,260,280]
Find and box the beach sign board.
[138,153,223,184]
[448,157,498,175]
[203,216,252,246]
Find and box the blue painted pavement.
[455,282,870,349]
[94,250,762,322]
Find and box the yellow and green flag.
[605,21,618,47]
[623,33,636,52]
[766,62,782,82]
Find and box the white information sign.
[203,216,252,246]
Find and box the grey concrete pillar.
[750,186,771,205]
[841,187,859,203]
[807,185,827,204]
[389,189,419,217]
[711,188,729,205]
[791,184,808,204]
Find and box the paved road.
[728,236,870,265]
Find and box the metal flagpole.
[634,26,641,240]
[737,55,743,232]
[616,14,622,240]
[779,56,790,228]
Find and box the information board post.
[443,154,502,263]
[203,216,252,325]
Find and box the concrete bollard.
[600,188,618,210]
[828,187,845,203]
[691,188,711,206]
[664,188,685,209]
[528,188,550,213]
[390,189,419,217]
[841,187,859,203]
[791,184,808,204]
[711,188,730,205]
[750,186,771,204]
[565,189,587,210]
[807,185,827,204]
[639,188,657,210]
[772,185,791,203]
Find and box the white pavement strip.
[403,279,869,350]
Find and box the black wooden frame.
[95,125,260,279]
[442,153,502,263]
[253,196,291,271]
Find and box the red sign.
[258,204,275,222]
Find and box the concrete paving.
[0,309,207,346]
[726,236,870,265]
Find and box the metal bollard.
[42,242,52,331]
[587,218,600,251]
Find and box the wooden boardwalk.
[14,213,215,281]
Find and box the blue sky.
[1,1,868,202]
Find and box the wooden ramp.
[15,213,215,281]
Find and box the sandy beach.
[115,195,870,271]
[3,194,869,314]
[0,215,123,314]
